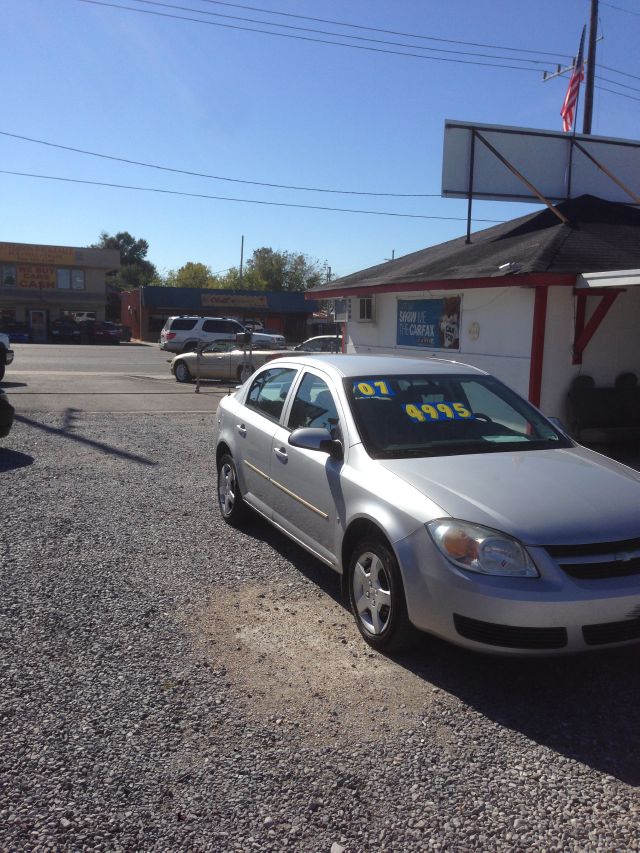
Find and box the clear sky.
[2,0,639,280]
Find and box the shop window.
[358,296,375,322]
[72,270,85,290]
[57,269,71,289]
[1,265,16,288]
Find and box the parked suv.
[0,332,15,382]
[159,316,285,353]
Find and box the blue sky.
[2,0,639,279]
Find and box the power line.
[594,83,640,101]
[0,169,506,222]
[599,63,640,82]
[126,0,558,66]
[0,130,439,198]
[76,0,551,72]
[595,74,640,94]
[600,1,640,16]
[177,0,573,60]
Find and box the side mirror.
[289,427,343,461]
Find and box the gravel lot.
[1,409,639,852]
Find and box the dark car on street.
[0,320,30,343]
[0,389,14,438]
[50,318,81,343]
[79,320,122,344]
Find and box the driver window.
[246,367,296,422]
[288,373,341,438]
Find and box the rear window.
[168,318,197,331]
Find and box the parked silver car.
[216,354,640,656]
[170,340,288,384]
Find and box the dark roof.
[314,195,640,293]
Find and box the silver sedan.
[215,354,640,656]
[170,340,289,384]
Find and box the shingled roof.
[312,195,640,293]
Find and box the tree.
[91,231,158,291]
[243,248,324,292]
[165,262,222,289]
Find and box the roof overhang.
[576,269,640,289]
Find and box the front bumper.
[396,527,640,655]
[4,348,14,365]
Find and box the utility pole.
[239,235,244,287]
[582,0,599,134]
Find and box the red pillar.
[528,286,548,407]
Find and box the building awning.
[576,269,640,288]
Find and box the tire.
[175,361,192,383]
[348,536,413,652]
[217,453,248,526]
[0,362,5,382]
[237,363,254,384]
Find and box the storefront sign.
[201,292,268,310]
[0,243,77,266]
[18,265,57,290]
[397,297,461,350]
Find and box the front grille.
[453,614,567,649]
[544,537,640,580]
[582,617,640,646]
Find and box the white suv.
[159,316,285,353]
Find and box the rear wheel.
[237,363,254,383]
[217,453,248,526]
[348,536,413,652]
[175,361,192,383]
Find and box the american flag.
[561,27,586,133]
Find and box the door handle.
[236,424,247,436]
[273,446,288,461]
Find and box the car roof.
[268,353,487,378]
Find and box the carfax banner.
[396,297,461,350]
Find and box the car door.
[269,370,345,567]
[233,366,298,517]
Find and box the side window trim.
[245,366,299,424]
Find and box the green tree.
[91,231,158,291]
[244,248,324,292]
[165,262,222,289]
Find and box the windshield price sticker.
[353,380,395,398]
[403,402,474,422]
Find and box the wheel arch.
[216,441,232,470]
[340,517,394,597]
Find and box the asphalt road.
[4,342,232,414]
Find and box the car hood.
[377,447,640,545]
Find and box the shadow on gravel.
[14,413,157,467]
[391,633,640,786]
[0,448,34,471]
[238,516,640,786]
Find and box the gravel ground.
[1,410,639,852]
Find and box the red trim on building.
[528,286,548,406]
[307,272,576,300]
[572,290,621,365]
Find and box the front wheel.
[348,536,413,652]
[217,453,248,526]
[174,361,192,383]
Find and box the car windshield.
[345,373,572,458]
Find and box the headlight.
[426,519,538,578]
